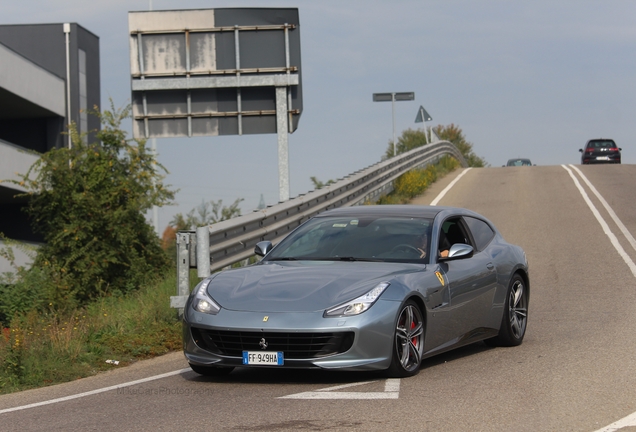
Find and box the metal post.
[391,93,396,156]
[373,92,414,157]
[276,86,290,202]
[235,25,243,135]
[64,23,71,149]
[196,226,211,278]
[148,0,159,236]
[174,232,191,317]
[284,23,293,132]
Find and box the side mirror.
[439,243,474,261]
[254,241,273,257]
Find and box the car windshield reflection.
[264,216,434,264]
[506,158,532,166]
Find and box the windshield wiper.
[269,256,384,262]
[335,256,384,262]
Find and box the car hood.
[205,260,422,313]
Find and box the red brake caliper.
[411,321,417,346]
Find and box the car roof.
[586,138,615,144]
[317,205,473,220]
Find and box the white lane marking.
[0,368,191,414]
[561,165,636,278]
[279,379,400,400]
[430,167,473,205]
[569,165,636,252]
[594,411,636,432]
[569,165,636,432]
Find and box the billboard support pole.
[276,86,290,202]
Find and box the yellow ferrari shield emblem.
[435,271,445,287]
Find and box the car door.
[436,217,498,339]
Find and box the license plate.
[242,351,284,365]
[596,156,609,160]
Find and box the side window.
[463,216,495,252]
[439,218,471,252]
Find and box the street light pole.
[391,96,396,153]
[149,0,159,236]
[373,92,415,156]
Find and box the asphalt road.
[2,164,636,432]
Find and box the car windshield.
[507,159,532,166]
[264,215,434,264]
[587,140,616,149]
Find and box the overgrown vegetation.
[160,198,244,261]
[434,124,487,167]
[1,102,175,320]
[0,275,183,394]
[169,198,243,231]
[375,124,486,204]
[0,103,181,394]
[310,176,335,189]
[376,155,460,204]
[384,124,488,167]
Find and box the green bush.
[6,102,175,313]
[377,156,460,204]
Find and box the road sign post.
[414,105,433,144]
[373,92,414,156]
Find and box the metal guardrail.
[171,140,467,310]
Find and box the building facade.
[0,23,100,273]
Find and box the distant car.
[579,139,621,164]
[183,205,530,378]
[504,158,533,167]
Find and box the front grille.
[191,328,354,359]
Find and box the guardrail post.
[172,232,191,318]
[197,226,211,278]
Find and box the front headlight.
[324,282,390,317]
[192,278,221,315]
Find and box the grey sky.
[3,1,635,231]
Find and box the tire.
[189,363,235,377]
[485,273,528,347]
[386,300,425,378]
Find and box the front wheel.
[486,273,528,347]
[386,300,424,378]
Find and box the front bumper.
[582,154,621,164]
[182,299,399,371]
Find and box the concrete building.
[0,23,100,273]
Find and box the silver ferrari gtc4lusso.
[183,205,529,378]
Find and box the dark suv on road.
[579,139,621,164]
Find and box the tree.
[169,198,243,231]
[383,125,488,167]
[383,128,429,159]
[310,176,335,189]
[433,124,488,167]
[162,199,243,260]
[13,101,175,308]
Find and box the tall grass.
[0,273,183,394]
